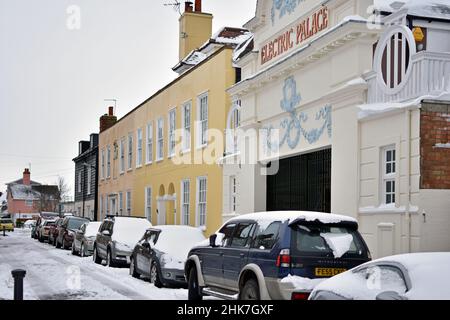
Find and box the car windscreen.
[68,219,88,230]
[85,223,101,237]
[290,223,366,259]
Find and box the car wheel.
[38,235,43,243]
[188,267,202,301]
[80,243,85,257]
[129,257,139,278]
[150,262,163,288]
[71,243,77,255]
[62,239,67,250]
[107,249,116,268]
[240,279,260,300]
[93,247,102,264]
[56,238,61,249]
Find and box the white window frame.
[136,128,143,167]
[146,122,153,164]
[182,101,191,152]
[126,191,132,216]
[145,186,152,223]
[181,179,190,225]
[382,145,396,205]
[87,166,91,195]
[197,92,208,148]
[101,149,105,179]
[106,145,111,178]
[230,175,237,213]
[26,199,33,207]
[168,108,176,157]
[157,117,164,161]
[120,138,125,173]
[196,176,207,227]
[119,192,123,216]
[127,133,133,170]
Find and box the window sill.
[156,158,164,163]
[181,149,191,155]
[136,165,143,169]
[196,144,207,150]
[127,169,133,173]
[358,204,419,215]
[145,161,153,166]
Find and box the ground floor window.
[145,187,152,222]
[197,177,207,227]
[181,180,190,225]
[119,192,123,216]
[126,191,131,216]
[266,148,331,212]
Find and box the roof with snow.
[8,184,59,201]
[374,0,450,20]
[6,178,41,186]
[173,27,253,74]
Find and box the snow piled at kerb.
[152,225,206,270]
[112,217,152,247]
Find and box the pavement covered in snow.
[0,229,189,300]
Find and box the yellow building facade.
[98,6,249,235]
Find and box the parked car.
[93,216,152,267]
[55,216,89,249]
[34,213,59,239]
[23,219,36,229]
[0,218,14,232]
[185,211,371,301]
[130,225,206,288]
[37,220,56,242]
[309,252,450,300]
[72,221,101,257]
[48,218,62,246]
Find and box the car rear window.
[291,223,366,258]
[68,219,88,230]
[1,219,13,223]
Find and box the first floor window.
[182,102,191,151]
[181,180,190,225]
[136,128,143,167]
[126,191,131,216]
[78,171,82,193]
[119,192,123,215]
[145,187,152,222]
[146,122,153,164]
[197,177,207,226]
[120,138,125,173]
[197,93,208,147]
[87,166,92,195]
[382,146,396,205]
[230,176,237,212]
[169,109,176,157]
[26,200,33,207]
[128,134,133,169]
[157,118,164,160]
[101,149,105,179]
[107,145,111,178]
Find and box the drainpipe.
[405,109,412,253]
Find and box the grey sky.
[0,0,257,197]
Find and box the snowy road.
[0,229,189,300]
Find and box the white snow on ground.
[320,233,354,258]
[0,229,189,300]
[281,275,325,291]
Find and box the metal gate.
[266,148,331,213]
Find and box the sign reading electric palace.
[261,6,329,65]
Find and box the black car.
[185,211,371,301]
[129,226,205,288]
[55,216,89,249]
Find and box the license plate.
[315,268,347,277]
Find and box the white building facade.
[222,0,450,258]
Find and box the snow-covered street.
[0,229,189,300]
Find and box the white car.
[309,252,450,300]
[23,219,36,229]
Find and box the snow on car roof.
[226,211,357,226]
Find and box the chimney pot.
[195,0,202,12]
[23,168,31,185]
[108,106,114,116]
[185,1,193,12]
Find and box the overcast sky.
[0,0,257,197]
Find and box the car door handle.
[240,253,245,258]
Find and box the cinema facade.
[222,0,450,258]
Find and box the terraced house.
[98,0,252,235]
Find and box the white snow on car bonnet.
[111,218,152,247]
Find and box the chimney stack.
[185,1,193,12]
[23,168,30,186]
[100,106,118,133]
[194,0,202,12]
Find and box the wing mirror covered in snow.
[102,230,111,236]
[209,233,225,247]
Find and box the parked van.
[185,211,371,300]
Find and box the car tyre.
[188,267,202,301]
[71,243,77,255]
[129,257,139,278]
[106,249,116,268]
[80,243,85,257]
[56,238,62,249]
[240,279,260,300]
[38,234,44,243]
[62,239,67,250]
[93,247,102,264]
[150,262,163,288]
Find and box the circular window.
[374,25,417,94]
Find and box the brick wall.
[420,102,450,189]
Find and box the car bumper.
[264,277,314,300]
[113,249,132,264]
[160,268,187,286]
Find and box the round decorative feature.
[373,25,417,94]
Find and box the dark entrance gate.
[266,148,331,213]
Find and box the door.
[222,222,256,290]
[266,148,331,213]
[157,199,166,225]
[201,223,236,287]
[97,221,111,258]
[111,198,117,216]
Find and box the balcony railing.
[366,51,450,104]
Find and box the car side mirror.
[376,291,407,300]
[209,234,217,247]
[142,242,150,249]
[209,233,225,247]
[102,230,111,236]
